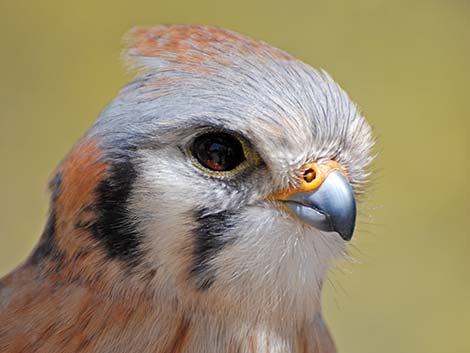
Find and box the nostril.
[303,168,317,183]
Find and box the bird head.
[38,25,374,324]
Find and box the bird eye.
[190,132,246,172]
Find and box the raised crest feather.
[123,25,293,71]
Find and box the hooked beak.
[273,162,357,241]
[284,170,356,240]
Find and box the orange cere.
[273,160,348,201]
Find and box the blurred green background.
[1,0,469,352]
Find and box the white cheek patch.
[129,149,245,289]
[206,202,346,320]
[129,149,202,278]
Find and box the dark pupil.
[192,132,245,172]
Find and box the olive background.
[1,1,469,352]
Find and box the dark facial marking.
[191,209,236,290]
[92,157,143,267]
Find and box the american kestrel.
[0,25,374,353]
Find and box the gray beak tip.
[285,170,356,241]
